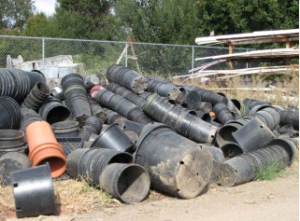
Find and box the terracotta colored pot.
[26,121,66,178]
[90,85,106,98]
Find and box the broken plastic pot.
[106,64,148,94]
[91,123,134,152]
[0,152,31,186]
[213,103,235,125]
[26,121,66,178]
[22,82,50,111]
[39,97,71,124]
[0,96,21,129]
[66,148,133,184]
[135,123,214,199]
[218,139,294,187]
[99,163,150,203]
[51,120,79,138]
[11,163,56,218]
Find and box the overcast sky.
[34,0,56,16]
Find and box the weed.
[255,161,285,181]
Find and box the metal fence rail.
[0,35,251,79]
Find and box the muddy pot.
[99,163,150,203]
[135,123,214,199]
[0,152,31,186]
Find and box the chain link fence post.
[125,43,128,67]
[191,46,195,69]
[42,38,45,71]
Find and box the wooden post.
[228,42,234,70]
[286,41,291,48]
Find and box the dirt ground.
[6,162,299,221]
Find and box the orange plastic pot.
[26,121,66,178]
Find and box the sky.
[34,0,56,16]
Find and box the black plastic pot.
[83,75,100,91]
[0,69,31,101]
[78,116,103,141]
[220,142,244,158]
[20,108,43,132]
[50,86,64,101]
[277,109,299,130]
[61,74,91,124]
[107,82,147,109]
[218,138,295,187]
[22,82,50,111]
[115,118,143,135]
[249,105,280,130]
[198,102,212,112]
[0,96,21,129]
[56,137,83,157]
[215,123,242,147]
[232,117,275,153]
[91,124,133,152]
[25,70,46,89]
[106,64,148,94]
[231,99,246,117]
[213,103,235,125]
[243,98,272,114]
[66,148,133,184]
[0,152,31,186]
[11,163,56,218]
[39,97,71,124]
[135,123,215,199]
[99,163,150,203]
[88,96,107,123]
[184,85,226,105]
[182,90,201,110]
[51,120,79,138]
[143,93,217,144]
[104,108,126,124]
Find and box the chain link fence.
[0,35,252,79]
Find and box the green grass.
[255,161,285,181]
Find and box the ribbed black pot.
[88,96,107,122]
[106,64,148,94]
[66,148,133,184]
[78,116,103,141]
[143,93,217,144]
[107,82,147,109]
[96,90,152,125]
[182,90,201,110]
[213,103,235,125]
[243,98,272,114]
[277,109,299,130]
[22,82,50,111]
[0,96,21,129]
[135,123,214,199]
[99,163,150,203]
[39,97,71,125]
[103,108,126,124]
[0,130,27,156]
[184,85,226,105]
[91,124,133,152]
[0,69,31,101]
[218,138,296,187]
[25,70,46,89]
[51,120,80,138]
[61,74,91,124]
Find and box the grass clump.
[255,161,285,181]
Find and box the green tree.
[0,0,35,31]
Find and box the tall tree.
[0,0,35,31]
